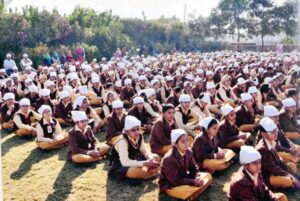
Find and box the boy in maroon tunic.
[228,146,287,201]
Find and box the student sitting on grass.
[73,95,103,134]
[279,98,300,140]
[262,105,300,163]
[36,105,68,150]
[228,146,288,201]
[174,94,200,139]
[150,103,177,155]
[67,111,110,164]
[128,96,153,134]
[159,129,212,200]
[106,100,126,145]
[217,104,251,150]
[54,90,73,126]
[0,93,19,130]
[236,93,258,132]
[109,115,160,181]
[192,117,236,174]
[256,117,300,189]
[13,98,42,137]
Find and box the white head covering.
[185,74,194,80]
[241,93,253,102]
[282,98,296,107]
[206,70,213,76]
[3,93,15,101]
[25,78,32,85]
[194,77,202,83]
[221,104,234,116]
[39,88,50,97]
[91,76,100,84]
[73,95,87,109]
[237,77,247,85]
[50,72,57,77]
[112,100,124,109]
[260,117,277,132]
[28,84,38,93]
[63,85,73,94]
[71,111,88,122]
[199,117,218,129]
[139,75,147,81]
[264,77,273,84]
[183,81,191,87]
[171,129,187,144]
[124,79,132,85]
[69,72,78,81]
[58,73,65,79]
[264,105,279,117]
[115,80,122,88]
[150,79,159,86]
[133,96,144,104]
[38,105,52,115]
[248,86,258,94]
[79,85,88,95]
[59,91,70,100]
[145,88,156,98]
[179,94,191,103]
[200,92,211,105]
[69,66,76,72]
[19,98,30,106]
[206,81,216,90]
[124,115,141,130]
[165,76,173,82]
[239,146,261,164]
[46,80,55,87]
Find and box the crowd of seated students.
[1,50,300,200]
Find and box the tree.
[273,0,298,39]
[248,0,280,51]
[209,0,249,42]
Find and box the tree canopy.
[0,0,298,64]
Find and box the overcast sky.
[7,0,287,21]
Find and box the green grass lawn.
[1,128,300,201]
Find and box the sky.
[7,0,287,21]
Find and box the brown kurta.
[128,107,152,126]
[1,102,19,122]
[120,87,135,102]
[167,95,179,107]
[159,147,198,192]
[228,167,278,201]
[255,138,296,187]
[35,98,54,112]
[217,119,240,148]
[67,126,97,160]
[150,118,177,154]
[236,105,255,128]
[279,111,300,133]
[192,132,219,169]
[106,112,126,142]
[53,101,72,121]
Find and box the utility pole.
[183,4,186,23]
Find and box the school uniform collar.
[244,169,255,181]
[16,109,32,116]
[225,118,235,126]
[242,104,249,112]
[179,106,190,114]
[264,138,276,150]
[43,118,54,125]
[127,134,140,146]
[61,101,70,107]
[75,125,89,134]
